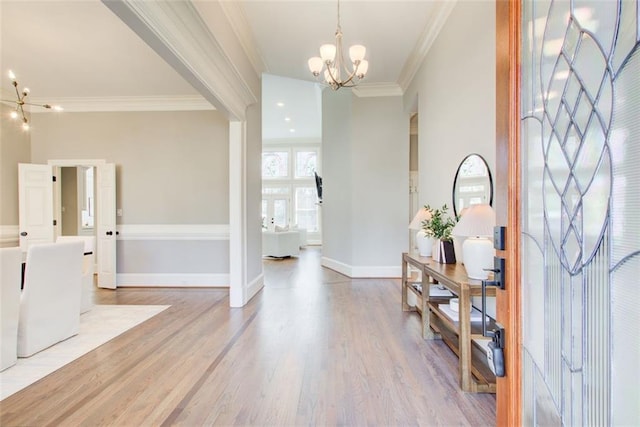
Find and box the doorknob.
[106,231,113,236]
[20,231,28,236]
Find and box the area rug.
[0,304,169,400]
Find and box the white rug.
[0,304,169,400]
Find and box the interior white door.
[18,163,54,252]
[96,163,116,289]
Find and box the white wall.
[322,90,409,277]
[405,0,496,211]
[322,90,354,267]
[0,104,31,247]
[404,0,496,316]
[29,110,231,286]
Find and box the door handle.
[106,231,113,236]
[20,231,28,236]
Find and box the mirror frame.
[452,153,494,217]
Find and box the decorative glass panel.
[273,199,288,227]
[294,187,319,232]
[262,151,289,178]
[295,151,317,178]
[521,0,639,425]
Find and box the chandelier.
[1,70,62,131]
[307,0,369,90]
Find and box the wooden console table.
[401,251,497,393]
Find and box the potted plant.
[422,204,457,263]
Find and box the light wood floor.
[0,247,495,426]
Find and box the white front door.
[18,163,54,251]
[96,163,117,289]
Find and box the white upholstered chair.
[56,235,96,313]
[262,230,300,258]
[1,247,22,371]
[18,241,83,357]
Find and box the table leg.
[459,285,472,391]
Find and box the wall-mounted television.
[314,171,323,204]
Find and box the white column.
[229,121,247,307]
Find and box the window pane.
[262,152,289,178]
[262,187,290,195]
[295,187,319,231]
[295,151,317,178]
[273,199,288,227]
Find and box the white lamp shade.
[320,44,337,62]
[462,237,494,279]
[356,59,369,77]
[409,207,432,230]
[452,204,495,237]
[308,57,324,74]
[349,44,366,62]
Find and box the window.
[295,187,319,232]
[262,151,289,178]
[295,151,317,178]
[262,144,321,241]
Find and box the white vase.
[416,231,433,257]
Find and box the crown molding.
[352,83,403,98]
[103,0,259,121]
[219,1,268,77]
[397,0,457,91]
[28,96,214,113]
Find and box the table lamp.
[451,204,495,279]
[409,207,433,256]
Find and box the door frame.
[495,0,522,425]
[49,159,116,288]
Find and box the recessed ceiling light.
[284,117,291,122]
[276,102,285,107]
[289,129,296,133]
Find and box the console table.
[401,251,497,393]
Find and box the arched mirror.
[452,154,493,217]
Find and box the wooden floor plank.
[0,247,495,426]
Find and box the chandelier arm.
[13,82,24,104]
[23,101,53,109]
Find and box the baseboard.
[116,273,229,287]
[321,257,400,278]
[0,225,19,247]
[245,273,264,302]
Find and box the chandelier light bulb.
[357,60,369,77]
[8,70,16,80]
[308,57,324,75]
[349,45,366,63]
[52,105,63,111]
[10,111,18,119]
[23,87,30,95]
[320,44,337,63]
[22,122,29,131]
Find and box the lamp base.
[462,237,494,279]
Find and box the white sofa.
[57,235,95,313]
[1,247,22,371]
[18,241,83,357]
[262,230,300,258]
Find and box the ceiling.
[0,0,446,140]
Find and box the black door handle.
[106,231,113,236]
[20,231,28,236]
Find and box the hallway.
[1,247,495,426]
